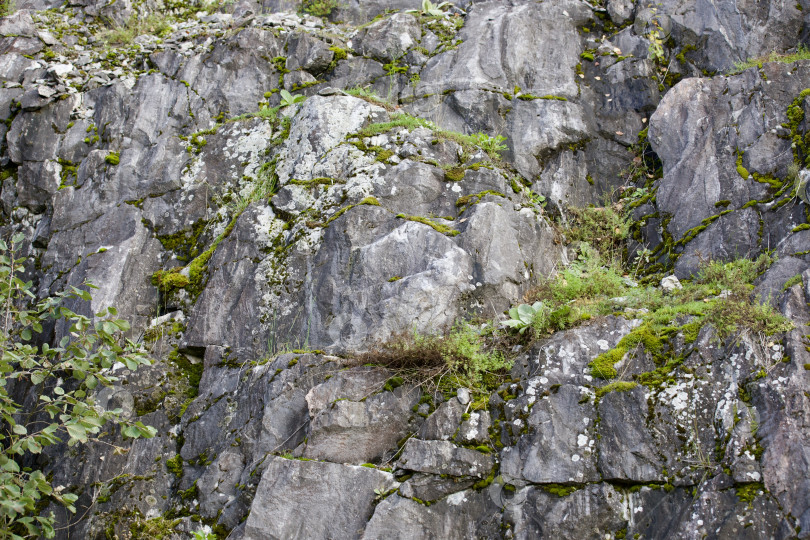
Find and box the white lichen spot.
[577,434,589,447]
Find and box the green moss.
[580,51,595,61]
[539,484,581,497]
[517,94,568,101]
[388,276,402,282]
[396,214,459,236]
[383,376,404,392]
[272,56,289,73]
[315,197,381,228]
[589,347,623,379]
[151,268,190,294]
[382,61,408,75]
[783,274,803,291]
[680,320,702,343]
[104,151,120,165]
[444,166,465,182]
[456,190,507,211]
[373,147,394,162]
[288,177,341,188]
[166,455,183,479]
[595,381,637,398]
[329,45,348,61]
[735,482,764,503]
[736,153,750,179]
[472,467,497,490]
[714,200,731,208]
[179,481,198,501]
[792,223,810,232]
[287,357,298,368]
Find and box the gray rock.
[396,439,493,478]
[397,473,476,503]
[501,385,599,484]
[652,0,805,72]
[285,31,334,73]
[504,484,627,539]
[303,385,419,464]
[661,274,683,292]
[753,256,809,306]
[607,0,634,24]
[455,410,490,445]
[418,398,464,441]
[304,366,390,415]
[512,316,640,385]
[362,490,499,540]
[243,457,397,540]
[648,62,810,276]
[354,12,421,63]
[197,449,245,520]
[598,386,664,482]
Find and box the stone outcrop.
[1,0,809,538]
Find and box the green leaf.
[102,321,118,335]
[1,457,20,472]
[65,424,87,443]
[26,439,42,454]
[12,424,26,435]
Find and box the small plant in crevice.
[279,89,305,108]
[502,302,547,334]
[472,133,507,156]
[407,0,452,17]
[353,322,512,406]
[727,45,810,76]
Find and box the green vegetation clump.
[396,214,459,236]
[727,46,810,75]
[301,0,339,17]
[354,113,507,160]
[496,200,791,384]
[539,484,581,497]
[355,322,512,404]
[105,151,120,165]
[782,274,803,290]
[329,45,348,61]
[101,14,172,45]
[166,455,183,479]
[595,381,637,398]
[735,482,765,503]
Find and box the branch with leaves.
[0,234,156,539]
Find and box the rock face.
[1,0,809,539]
[647,61,810,277]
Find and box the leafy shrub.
[0,235,155,538]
